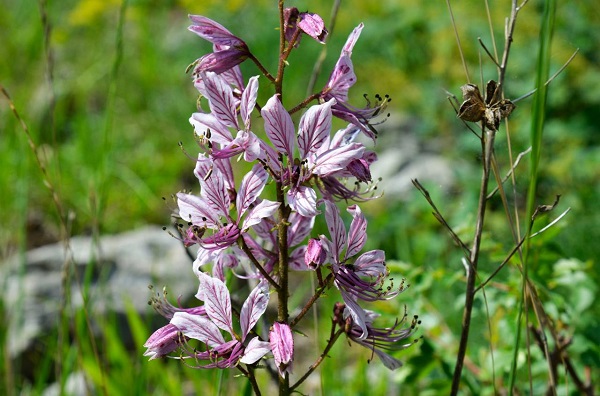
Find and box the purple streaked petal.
[269,322,294,375]
[374,349,403,370]
[200,223,240,250]
[326,55,355,102]
[242,200,280,230]
[287,212,315,246]
[345,204,367,258]
[213,157,235,189]
[241,76,259,130]
[193,49,248,75]
[193,153,213,181]
[331,124,361,148]
[324,200,346,259]
[298,12,328,43]
[341,295,368,340]
[200,169,231,216]
[237,164,268,217]
[143,324,181,360]
[305,238,326,270]
[262,95,296,158]
[353,250,386,277]
[310,143,364,176]
[197,272,234,335]
[259,140,283,174]
[193,247,217,277]
[240,279,270,338]
[331,106,377,142]
[342,23,364,55]
[298,99,335,159]
[239,337,271,364]
[220,66,244,91]
[177,192,220,227]
[346,158,372,182]
[288,186,318,218]
[188,15,246,48]
[171,311,226,348]
[203,72,239,129]
[189,112,233,144]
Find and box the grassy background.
[2,0,599,394]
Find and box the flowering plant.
[144,5,418,394]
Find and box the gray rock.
[1,226,197,357]
[371,116,454,199]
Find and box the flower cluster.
[145,6,417,391]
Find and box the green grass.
[2,0,600,394]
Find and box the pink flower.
[320,24,390,141]
[321,202,403,339]
[305,238,326,269]
[188,15,250,76]
[177,158,279,251]
[261,95,366,217]
[283,8,328,47]
[333,303,420,370]
[169,273,271,368]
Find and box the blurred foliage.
[1,0,599,394]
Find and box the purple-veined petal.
[200,168,230,216]
[240,280,269,339]
[143,324,181,360]
[239,337,271,364]
[331,125,361,148]
[203,72,239,129]
[197,272,234,335]
[353,250,386,277]
[324,200,346,259]
[171,311,226,348]
[237,164,268,218]
[304,238,326,270]
[269,322,294,375]
[220,66,244,92]
[298,99,335,159]
[213,157,235,190]
[193,247,216,277]
[346,158,372,182]
[177,192,220,228]
[345,204,367,258]
[331,106,377,142]
[193,49,248,75]
[287,212,315,246]
[200,223,240,251]
[310,143,364,176]
[341,295,368,340]
[189,112,233,144]
[288,186,318,218]
[242,200,280,230]
[188,15,246,48]
[262,95,296,158]
[342,23,363,55]
[193,153,214,181]
[326,55,356,102]
[260,140,283,174]
[213,251,239,281]
[298,12,328,43]
[375,349,403,370]
[241,76,259,130]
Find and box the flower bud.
[269,322,294,376]
[305,238,326,269]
